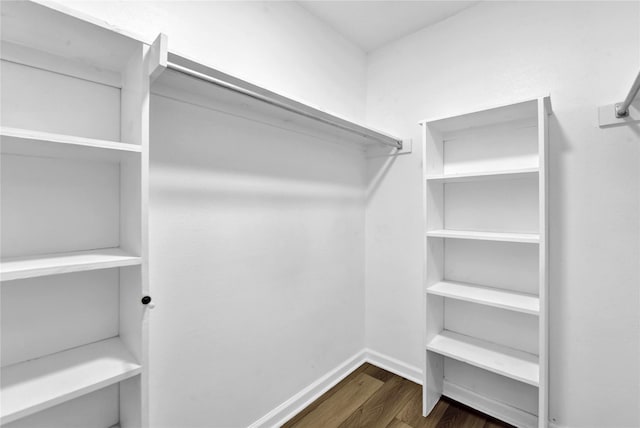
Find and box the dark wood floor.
[282,363,513,428]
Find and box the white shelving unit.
[0,2,158,427]
[420,96,550,428]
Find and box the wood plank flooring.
[282,363,514,428]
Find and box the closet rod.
[616,70,640,117]
[166,60,403,149]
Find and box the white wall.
[55,0,367,122]
[149,93,366,427]
[365,2,640,427]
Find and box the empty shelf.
[0,337,141,424]
[426,168,538,183]
[426,229,539,243]
[420,98,545,133]
[1,248,142,281]
[427,331,539,386]
[1,127,141,161]
[427,281,539,315]
[442,381,539,428]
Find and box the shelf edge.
[0,337,142,424]
[1,249,142,281]
[426,332,539,387]
[1,127,142,153]
[426,230,540,244]
[426,281,539,315]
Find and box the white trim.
[363,348,423,385]
[248,351,367,428]
[249,347,555,428]
[248,348,423,427]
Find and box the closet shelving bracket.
[599,69,640,127]
[149,34,404,150]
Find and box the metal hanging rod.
[615,70,640,118]
[165,57,402,150]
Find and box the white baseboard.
[248,350,367,428]
[249,348,563,428]
[363,348,423,385]
[248,348,423,428]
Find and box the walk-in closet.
[1,1,638,428]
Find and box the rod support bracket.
[599,101,640,127]
[614,103,629,118]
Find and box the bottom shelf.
[426,331,539,386]
[442,380,538,428]
[0,337,141,424]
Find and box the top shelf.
[420,96,551,133]
[0,1,141,74]
[152,52,403,149]
[1,127,141,162]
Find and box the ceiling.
[298,1,480,52]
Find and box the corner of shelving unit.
[540,95,553,115]
[148,33,168,82]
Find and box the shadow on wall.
[365,145,401,204]
[149,92,369,202]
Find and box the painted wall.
[364,2,640,427]
[149,92,366,427]
[55,0,367,122]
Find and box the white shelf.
[1,127,141,161]
[1,1,141,75]
[427,331,539,387]
[153,55,402,149]
[427,281,539,315]
[419,97,549,133]
[426,229,539,244]
[442,381,539,428]
[426,168,538,183]
[1,248,142,281]
[0,337,142,424]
